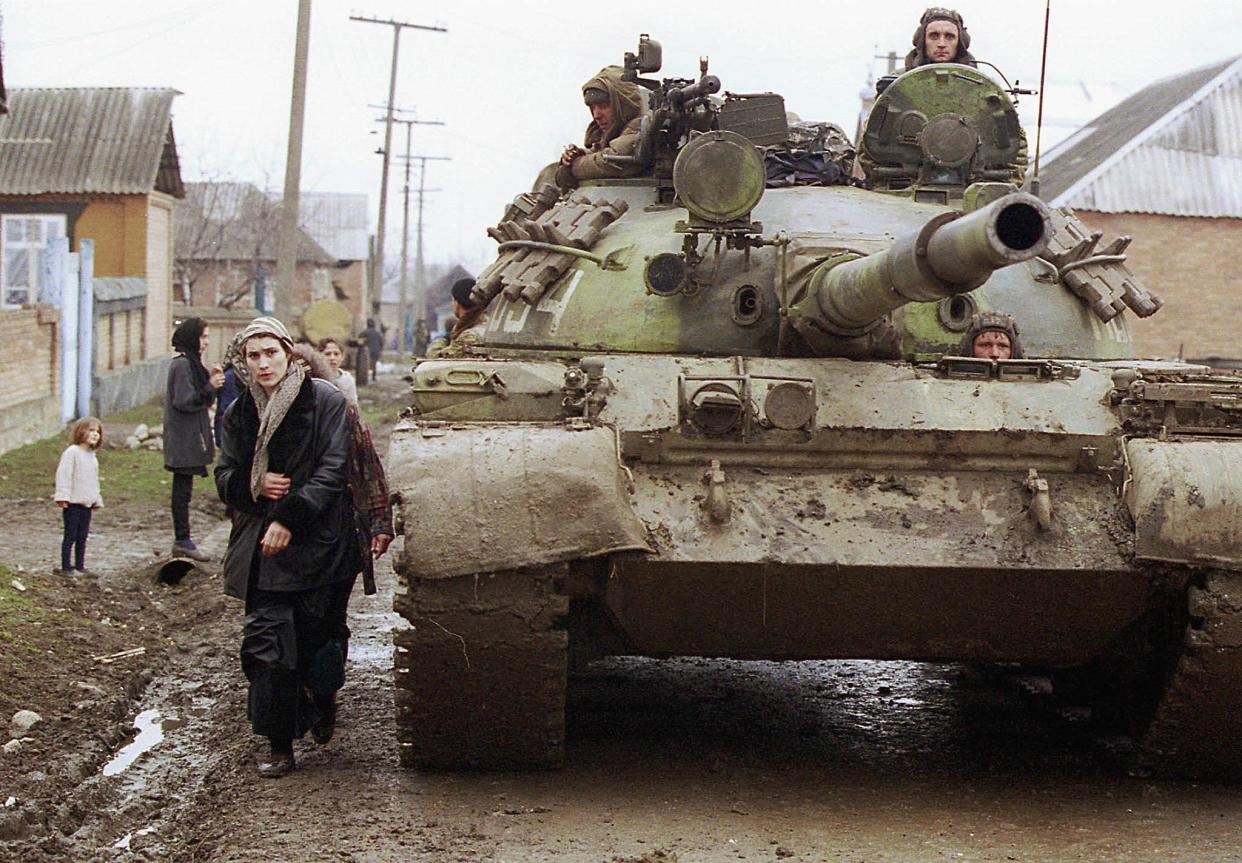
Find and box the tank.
[386,38,1242,777]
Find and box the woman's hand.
[57,500,68,509]
[260,521,292,556]
[209,364,226,390]
[371,533,392,559]
[259,472,291,500]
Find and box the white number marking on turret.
[538,270,583,335]
[502,301,532,333]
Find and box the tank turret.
[788,192,1052,355]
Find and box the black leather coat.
[216,377,358,599]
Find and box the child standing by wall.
[54,417,105,576]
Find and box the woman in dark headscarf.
[164,317,224,561]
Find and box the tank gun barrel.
[794,193,1053,339]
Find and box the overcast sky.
[4,0,1240,274]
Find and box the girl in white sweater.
[54,417,104,575]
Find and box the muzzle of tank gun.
[800,192,1053,338]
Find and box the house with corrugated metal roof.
[299,191,372,329]
[173,181,342,368]
[174,182,335,310]
[1038,56,1242,364]
[0,87,184,451]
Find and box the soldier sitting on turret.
[555,66,647,190]
[904,7,978,70]
[959,311,1024,361]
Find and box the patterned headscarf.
[237,317,306,502]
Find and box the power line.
[349,13,446,326]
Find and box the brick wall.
[0,306,62,453]
[0,307,58,410]
[93,309,144,372]
[1077,212,1242,361]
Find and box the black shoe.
[256,751,295,778]
[310,693,337,745]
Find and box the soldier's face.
[973,331,1012,361]
[590,102,615,130]
[925,20,960,62]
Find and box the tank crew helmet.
[451,278,479,310]
[914,7,971,51]
[583,87,610,107]
[959,311,1024,359]
[904,6,975,70]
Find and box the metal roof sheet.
[1040,57,1242,215]
[299,192,370,262]
[0,88,183,197]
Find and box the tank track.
[393,563,568,770]
[1139,569,1242,779]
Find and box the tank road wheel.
[393,564,568,770]
[1138,570,1242,779]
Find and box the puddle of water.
[113,825,156,850]
[102,709,165,777]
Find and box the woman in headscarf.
[164,317,224,561]
[215,316,362,778]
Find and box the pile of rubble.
[117,424,163,452]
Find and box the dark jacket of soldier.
[569,65,646,181]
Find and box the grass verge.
[0,401,169,507]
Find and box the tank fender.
[386,422,652,579]
[1124,439,1242,571]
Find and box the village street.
[0,376,1239,863]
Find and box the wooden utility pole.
[350,14,446,327]
[387,117,444,352]
[400,154,450,350]
[275,0,313,325]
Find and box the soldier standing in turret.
[904,7,978,70]
[556,66,646,189]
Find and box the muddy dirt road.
[2,378,1241,862]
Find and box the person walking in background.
[54,416,105,576]
[214,334,244,447]
[164,317,224,562]
[359,318,384,380]
[316,337,359,411]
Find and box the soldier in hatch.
[904,7,978,70]
[959,311,1024,361]
[427,279,489,358]
[555,66,647,190]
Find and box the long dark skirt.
[241,566,357,742]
